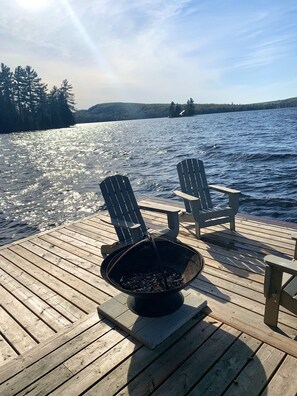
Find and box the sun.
[16,0,50,10]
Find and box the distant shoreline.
[75,97,297,124]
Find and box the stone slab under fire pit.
[98,289,207,349]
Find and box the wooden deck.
[0,198,297,395]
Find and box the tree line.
[0,63,75,133]
[169,98,195,117]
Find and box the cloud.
[1,0,297,108]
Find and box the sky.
[1,0,297,109]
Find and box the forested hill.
[75,97,297,124]
[75,102,170,123]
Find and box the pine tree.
[13,66,27,128]
[35,81,49,129]
[58,80,75,126]
[169,101,175,117]
[22,66,44,129]
[185,98,195,116]
[175,103,182,116]
[0,63,17,132]
[0,62,76,133]
[48,85,63,128]
[60,79,75,112]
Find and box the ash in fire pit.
[120,267,183,292]
[101,236,204,317]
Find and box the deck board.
[0,268,72,331]
[186,333,262,396]
[0,198,296,395]
[223,343,285,396]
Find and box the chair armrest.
[100,216,143,242]
[264,255,297,276]
[138,202,180,214]
[208,185,240,195]
[108,217,142,231]
[209,185,240,214]
[100,216,144,247]
[111,218,144,242]
[174,190,200,203]
[174,190,200,220]
[139,202,179,237]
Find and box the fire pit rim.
[100,237,204,298]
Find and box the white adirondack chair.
[175,158,240,238]
[99,175,180,257]
[264,233,297,327]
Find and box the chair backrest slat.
[100,175,147,242]
[177,159,213,211]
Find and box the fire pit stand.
[127,290,184,317]
[98,289,207,349]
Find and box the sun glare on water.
[17,0,50,10]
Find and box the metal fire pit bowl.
[101,237,204,317]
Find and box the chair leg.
[167,211,179,238]
[195,222,201,239]
[263,267,283,327]
[230,215,235,231]
[264,296,281,327]
[230,221,235,231]
[229,192,240,214]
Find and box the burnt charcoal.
[119,267,183,292]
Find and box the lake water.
[0,107,296,246]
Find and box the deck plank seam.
[0,280,61,334]
[9,243,110,306]
[1,249,92,315]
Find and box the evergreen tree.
[35,81,49,129]
[58,80,75,126]
[0,62,76,133]
[22,66,44,129]
[60,79,75,112]
[13,66,27,128]
[0,63,17,132]
[185,97,195,116]
[48,85,63,128]
[169,101,175,117]
[175,103,182,117]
